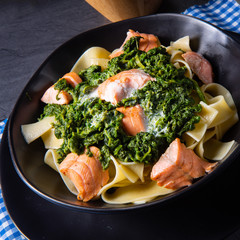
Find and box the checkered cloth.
[183,0,240,33]
[0,0,240,239]
[0,119,26,240]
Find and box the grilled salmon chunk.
[151,138,217,189]
[182,51,214,84]
[116,105,146,136]
[97,69,155,105]
[109,29,160,59]
[62,72,82,87]
[59,146,109,202]
[41,85,73,105]
[41,72,82,105]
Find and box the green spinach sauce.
[41,37,203,170]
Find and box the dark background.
[0,0,208,120]
[2,0,240,239]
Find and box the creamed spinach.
[41,37,203,169]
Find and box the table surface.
[1,0,240,239]
[0,0,209,120]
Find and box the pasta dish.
[21,30,238,204]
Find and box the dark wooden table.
[1,0,240,239]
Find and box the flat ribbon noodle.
[21,116,55,144]
[166,36,193,79]
[119,161,145,182]
[185,118,208,142]
[41,128,63,149]
[198,101,218,127]
[203,139,236,161]
[186,83,238,161]
[101,181,174,204]
[98,155,135,196]
[194,128,217,159]
[98,156,173,204]
[71,47,110,73]
[201,83,237,111]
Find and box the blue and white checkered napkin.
[0,0,240,239]
[0,119,26,240]
[183,0,240,33]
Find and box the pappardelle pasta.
[21,30,238,204]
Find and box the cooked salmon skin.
[110,29,160,59]
[151,138,217,189]
[59,146,109,202]
[116,105,146,136]
[97,69,155,104]
[182,51,214,84]
[41,72,82,105]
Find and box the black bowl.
[8,13,240,213]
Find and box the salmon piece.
[98,69,155,105]
[59,153,79,175]
[109,29,160,59]
[62,72,82,87]
[41,72,82,105]
[182,51,214,84]
[116,105,146,136]
[151,138,217,189]
[59,146,109,202]
[41,85,73,105]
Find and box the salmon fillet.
[151,138,217,189]
[62,72,82,87]
[182,51,214,84]
[116,105,146,136]
[97,69,155,105]
[59,147,109,202]
[41,85,73,105]
[109,29,160,59]
[41,72,82,105]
